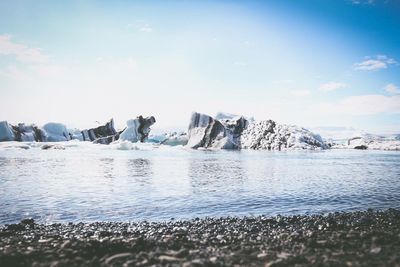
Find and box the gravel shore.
[1,209,400,267]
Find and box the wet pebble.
[0,210,399,266]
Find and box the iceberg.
[93,116,156,144]
[0,121,15,142]
[42,123,71,142]
[148,131,188,146]
[0,116,156,145]
[81,119,117,142]
[119,116,156,142]
[215,112,255,123]
[187,112,248,149]
[340,135,400,151]
[241,120,328,150]
[186,112,328,150]
[161,132,188,146]
[0,121,45,142]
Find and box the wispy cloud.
[315,94,400,115]
[319,82,349,92]
[290,89,311,96]
[384,83,400,94]
[0,35,68,80]
[0,35,48,63]
[139,24,153,32]
[350,0,375,5]
[354,55,397,71]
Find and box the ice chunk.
[187,112,247,149]
[148,132,188,146]
[0,121,15,141]
[119,116,156,143]
[42,122,71,142]
[241,121,329,150]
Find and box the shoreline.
[1,209,400,266]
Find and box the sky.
[0,0,399,134]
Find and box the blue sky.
[0,0,399,134]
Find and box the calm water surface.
[0,142,399,224]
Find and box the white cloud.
[384,83,400,94]
[350,0,375,5]
[354,55,397,71]
[0,35,48,63]
[290,89,310,96]
[314,94,400,116]
[319,82,348,92]
[139,24,153,32]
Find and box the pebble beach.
[1,209,400,267]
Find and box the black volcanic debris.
[1,210,400,266]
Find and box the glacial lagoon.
[1,142,399,224]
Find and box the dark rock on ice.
[354,145,368,150]
[41,144,66,150]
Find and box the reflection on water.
[188,153,246,195]
[0,146,399,224]
[100,158,115,179]
[127,158,152,180]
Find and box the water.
[1,141,399,224]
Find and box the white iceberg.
[337,135,400,151]
[0,121,15,142]
[42,122,71,142]
[187,112,247,149]
[148,131,188,146]
[186,112,328,150]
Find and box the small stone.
[370,247,381,254]
[277,252,291,259]
[158,255,181,262]
[257,253,267,259]
[21,218,35,225]
[105,253,132,264]
[191,259,204,265]
[38,238,53,243]
[209,256,218,263]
